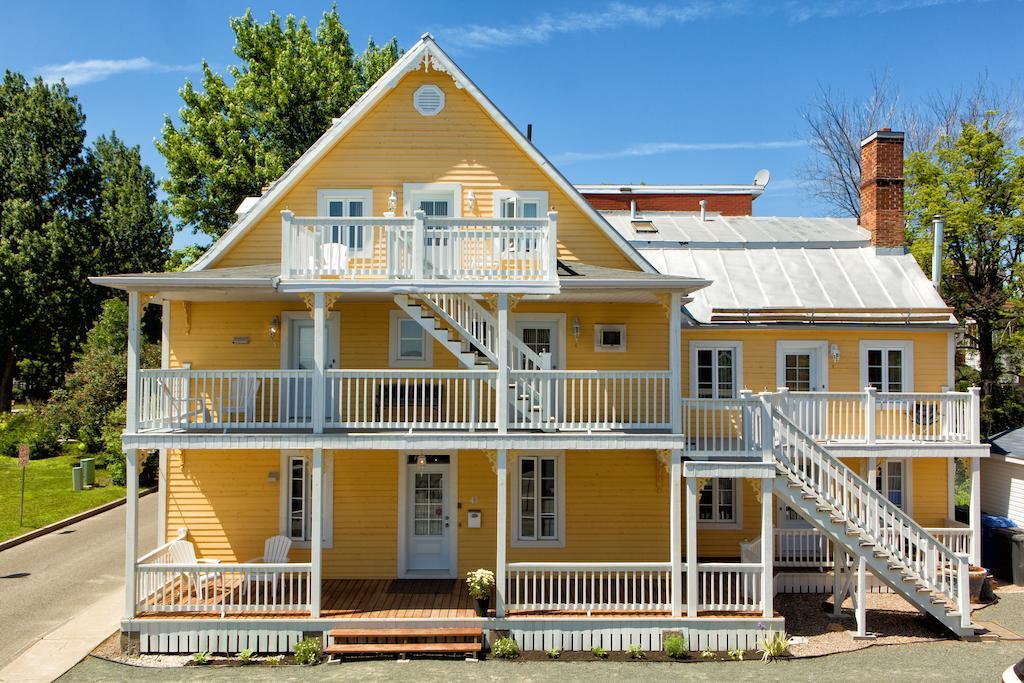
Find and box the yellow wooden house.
[94,35,988,656]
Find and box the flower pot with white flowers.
[466,568,495,617]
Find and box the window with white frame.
[690,342,741,398]
[280,452,333,547]
[317,189,372,253]
[698,478,740,525]
[514,454,564,546]
[875,460,907,510]
[594,324,627,352]
[494,190,547,252]
[861,341,913,392]
[389,310,432,368]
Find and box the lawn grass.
[0,453,125,542]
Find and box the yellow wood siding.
[682,328,951,393]
[216,70,633,270]
[324,451,398,578]
[912,457,950,526]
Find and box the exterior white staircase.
[393,293,553,424]
[769,406,974,636]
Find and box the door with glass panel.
[414,193,454,277]
[320,195,367,274]
[284,315,339,423]
[514,321,561,427]
[405,455,452,574]
[780,344,825,438]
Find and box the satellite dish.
[753,169,771,188]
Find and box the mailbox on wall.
[467,510,481,528]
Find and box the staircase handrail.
[419,294,545,370]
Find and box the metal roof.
[989,428,1024,457]
[603,211,954,325]
[576,184,765,198]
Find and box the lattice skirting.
[134,621,309,654]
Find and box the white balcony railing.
[690,562,763,612]
[505,562,672,612]
[136,562,313,615]
[281,212,556,283]
[680,397,762,454]
[510,370,673,430]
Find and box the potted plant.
[466,568,495,616]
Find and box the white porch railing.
[689,563,763,611]
[282,213,556,283]
[505,562,672,612]
[325,369,498,429]
[776,389,974,443]
[135,563,313,615]
[741,523,973,568]
[138,369,315,431]
[510,370,672,430]
[680,397,761,454]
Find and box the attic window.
[413,84,445,116]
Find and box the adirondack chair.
[155,375,203,429]
[321,242,348,275]
[166,540,220,602]
[246,535,292,563]
[202,376,261,430]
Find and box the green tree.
[158,7,400,240]
[905,113,1024,433]
[0,72,170,410]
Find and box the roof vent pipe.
[932,215,944,290]
[699,199,707,221]
[630,199,638,219]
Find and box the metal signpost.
[18,443,29,526]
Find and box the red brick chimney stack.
[859,128,906,249]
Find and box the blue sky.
[1,1,1020,249]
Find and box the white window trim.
[316,189,374,256]
[688,341,743,398]
[594,324,627,353]
[775,340,829,391]
[510,451,566,548]
[403,182,462,218]
[871,458,913,514]
[388,310,433,368]
[859,340,914,392]
[491,190,548,218]
[696,477,743,530]
[278,450,334,549]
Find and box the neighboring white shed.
[983,428,1024,527]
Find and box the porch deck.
[135,578,769,620]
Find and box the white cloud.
[555,139,808,163]
[39,57,194,87]
[438,0,995,50]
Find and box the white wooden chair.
[203,376,261,430]
[166,540,220,603]
[155,376,203,429]
[246,535,292,564]
[321,242,348,274]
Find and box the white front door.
[781,347,822,392]
[405,456,453,574]
[514,320,561,369]
[409,190,457,277]
[776,343,825,535]
[283,314,339,421]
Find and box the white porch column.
[669,293,682,434]
[855,555,868,637]
[496,294,509,434]
[312,292,325,434]
[832,543,843,616]
[310,447,323,618]
[970,456,982,565]
[685,475,698,617]
[126,291,141,434]
[761,476,774,618]
[864,386,877,445]
[123,448,139,620]
[495,449,508,617]
[158,300,169,545]
[670,450,682,616]
[866,456,877,490]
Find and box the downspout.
[932,215,944,290]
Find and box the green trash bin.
[71,465,83,491]
[80,457,95,487]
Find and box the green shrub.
[663,634,687,659]
[293,636,322,665]
[0,410,61,460]
[490,637,519,660]
[236,648,254,664]
[190,651,211,665]
[701,648,716,660]
[591,646,608,659]
[758,631,789,663]
[728,647,744,661]
[545,647,561,659]
[626,643,646,660]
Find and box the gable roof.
[190,34,654,274]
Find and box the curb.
[0,487,156,553]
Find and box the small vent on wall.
[413,84,445,116]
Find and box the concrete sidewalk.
[0,589,121,683]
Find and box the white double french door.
[404,455,454,575]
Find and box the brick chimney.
[859,129,905,249]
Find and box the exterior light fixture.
[387,190,398,215]
[269,315,280,345]
[467,190,476,212]
[572,317,581,346]
[830,343,840,366]
[416,454,428,467]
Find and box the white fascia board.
[559,278,710,292]
[276,279,561,295]
[189,35,656,275]
[577,184,765,197]
[89,275,274,291]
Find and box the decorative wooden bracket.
[180,301,192,335]
[300,293,340,317]
[483,450,497,474]
[656,449,672,473]
[747,478,763,504]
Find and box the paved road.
[0,493,158,667]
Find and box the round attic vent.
[413,84,445,116]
